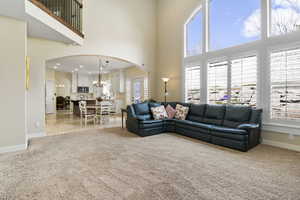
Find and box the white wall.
[0,16,27,151]
[27,0,157,134]
[155,0,200,101]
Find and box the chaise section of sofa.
[126,102,262,152]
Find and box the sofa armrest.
[237,123,259,130]
[238,123,261,150]
[127,105,137,118]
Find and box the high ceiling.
[46,55,135,74]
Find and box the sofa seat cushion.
[210,125,248,141]
[186,115,204,123]
[139,120,163,129]
[164,119,176,124]
[211,125,247,134]
[175,120,212,134]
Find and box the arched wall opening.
[42,54,150,136]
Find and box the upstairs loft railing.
[30,0,84,38]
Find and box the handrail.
[29,0,84,38]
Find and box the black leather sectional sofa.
[126,102,263,152]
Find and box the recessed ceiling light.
[74,68,79,71]
[54,66,58,69]
[56,63,61,66]
[79,65,84,68]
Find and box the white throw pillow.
[151,106,168,120]
[175,104,189,120]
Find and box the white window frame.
[182,0,300,135]
[184,6,203,57]
[269,0,300,38]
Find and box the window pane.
[208,61,228,104]
[186,11,202,56]
[231,56,257,107]
[209,0,261,51]
[271,48,300,121]
[271,0,300,36]
[185,66,201,104]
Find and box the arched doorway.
[44,55,149,136]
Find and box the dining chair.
[109,102,117,120]
[79,101,96,126]
[99,102,111,124]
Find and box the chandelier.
[93,57,109,88]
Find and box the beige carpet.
[0,128,300,200]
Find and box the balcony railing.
[30,0,84,38]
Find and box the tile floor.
[45,110,123,136]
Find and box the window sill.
[262,123,300,136]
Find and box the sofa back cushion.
[189,104,206,116]
[202,104,225,125]
[223,105,251,128]
[149,102,162,109]
[163,102,178,109]
[187,104,206,123]
[178,103,192,108]
[133,102,150,115]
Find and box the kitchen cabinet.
[78,73,89,87]
[72,73,94,93]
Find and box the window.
[271,48,300,121]
[183,0,300,132]
[185,66,201,104]
[271,0,300,36]
[208,61,228,104]
[209,0,261,50]
[231,56,257,107]
[144,77,149,101]
[186,10,203,56]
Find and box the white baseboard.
[262,139,300,152]
[0,144,27,154]
[27,132,46,139]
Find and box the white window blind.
[185,66,201,104]
[271,48,300,121]
[231,56,257,107]
[144,77,149,101]
[208,61,228,104]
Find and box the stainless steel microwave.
[77,87,89,93]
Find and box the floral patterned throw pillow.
[175,104,189,120]
[151,105,168,120]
